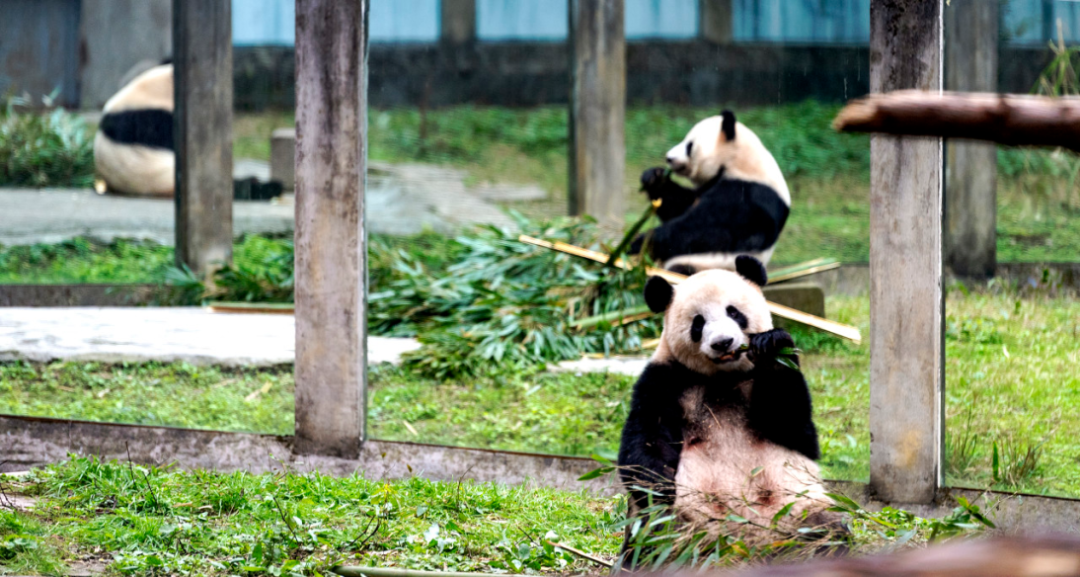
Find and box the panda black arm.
[640,167,699,222]
[617,363,686,508]
[746,329,821,461]
[645,181,788,262]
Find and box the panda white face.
[663,111,791,206]
[647,270,773,376]
[665,115,733,187]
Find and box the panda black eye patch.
[691,314,705,342]
[726,306,748,329]
[686,141,694,157]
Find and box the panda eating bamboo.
[630,110,791,275]
[616,256,842,567]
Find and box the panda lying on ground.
[616,256,841,566]
[94,63,176,197]
[630,111,790,275]
[94,62,281,200]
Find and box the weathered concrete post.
[700,0,733,44]
[945,0,998,279]
[441,0,475,44]
[293,0,369,458]
[869,0,944,504]
[569,0,626,233]
[173,0,233,277]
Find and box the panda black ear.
[721,110,736,142]
[644,276,674,313]
[735,255,767,287]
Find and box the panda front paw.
[640,167,669,200]
[749,329,797,363]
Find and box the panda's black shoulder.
[699,178,789,220]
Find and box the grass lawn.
[4,289,1079,497]
[0,457,994,576]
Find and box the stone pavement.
[0,308,421,367]
[0,160,535,246]
[0,307,650,374]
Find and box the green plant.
[992,437,1044,489]
[0,92,95,187]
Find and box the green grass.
[0,457,625,576]
[4,288,1079,496]
[0,361,295,434]
[0,456,995,576]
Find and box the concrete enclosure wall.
[78,0,172,110]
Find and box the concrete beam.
[4,414,1080,534]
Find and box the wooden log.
[834,90,1080,152]
[569,0,626,234]
[173,0,233,277]
[293,0,369,458]
[867,0,944,505]
[945,0,998,280]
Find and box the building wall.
[78,0,172,110]
[0,0,82,108]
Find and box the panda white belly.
[93,131,175,197]
[673,386,828,541]
[662,246,777,274]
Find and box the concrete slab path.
[0,307,649,375]
[0,161,527,246]
[0,308,421,367]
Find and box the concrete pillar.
[945,0,998,279]
[293,0,369,458]
[869,0,944,505]
[568,0,626,234]
[173,0,233,277]
[700,0,733,44]
[441,0,476,44]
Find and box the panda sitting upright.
[630,111,790,275]
[617,256,838,563]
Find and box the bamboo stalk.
[571,304,652,329]
[518,235,862,344]
[833,90,1080,152]
[768,261,842,284]
[208,302,295,314]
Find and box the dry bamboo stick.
[768,261,842,284]
[833,90,1080,151]
[518,235,862,343]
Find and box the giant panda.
[630,111,790,275]
[94,63,175,196]
[616,256,839,566]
